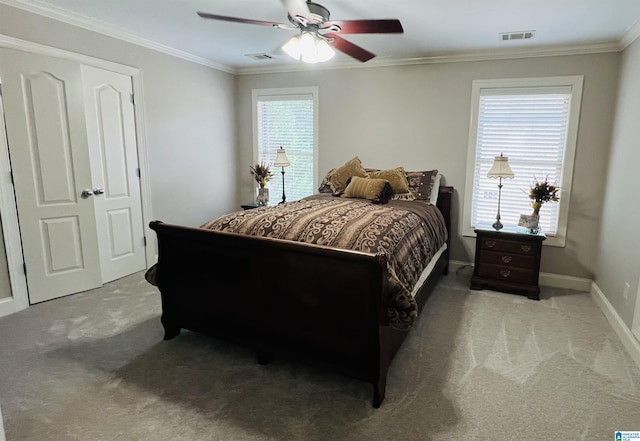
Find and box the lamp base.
[492,219,503,230]
[279,168,286,205]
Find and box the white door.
[81,65,145,283]
[1,49,101,303]
[0,49,146,303]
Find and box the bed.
[147,159,452,407]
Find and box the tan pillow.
[342,176,391,202]
[367,167,412,196]
[328,157,368,195]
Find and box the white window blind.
[256,94,314,202]
[471,87,572,235]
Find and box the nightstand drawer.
[476,263,535,284]
[480,238,539,255]
[479,250,535,269]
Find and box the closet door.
[1,49,101,302]
[81,65,145,283]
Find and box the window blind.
[257,95,314,202]
[471,87,572,235]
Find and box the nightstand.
[470,224,546,300]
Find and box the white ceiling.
[4,0,640,73]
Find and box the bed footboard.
[150,220,393,404]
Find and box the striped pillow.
[342,176,393,203]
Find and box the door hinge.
[22,262,27,276]
[143,236,147,247]
[10,170,14,185]
[131,94,135,105]
[137,168,141,178]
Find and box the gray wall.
[595,38,640,327]
[0,3,237,229]
[237,53,620,280]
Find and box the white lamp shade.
[273,147,291,167]
[487,154,515,179]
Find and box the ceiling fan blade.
[281,0,313,24]
[324,19,403,34]
[325,34,375,62]
[197,12,286,28]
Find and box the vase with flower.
[250,162,273,205]
[527,177,559,231]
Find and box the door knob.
[81,189,94,198]
[93,188,105,195]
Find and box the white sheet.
[411,243,447,297]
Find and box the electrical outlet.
[624,282,631,300]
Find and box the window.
[252,87,318,202]
[462,76,583,246]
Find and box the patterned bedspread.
[201,195,448,330]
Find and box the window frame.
[251,87,319,202]
[462,76,584,247]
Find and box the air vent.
[499,30,535,41]
[245,53,275,61]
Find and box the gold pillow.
[367,167,412,195]
[342,176,390,201]
[328,157,368,195]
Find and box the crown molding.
[0,0,236,74]
[620,16,640,49]
[235,42,622,75]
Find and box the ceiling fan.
[197,0,404,63]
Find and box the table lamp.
[487,153,515,230]
[273,147,291,204]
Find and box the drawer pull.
[520,245,532,253]
[485,240,496,248]
[501,255,512,264]
[500,270,511,278]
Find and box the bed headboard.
[436,186,453,247]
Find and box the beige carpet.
[0,270,639,441]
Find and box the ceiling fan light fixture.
[282,31,335,63]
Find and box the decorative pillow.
[342,176,393,204]
[327,157,368,196]
[405,169,439,203]
[390,192,416,201]
[318,168,336,193]
[367,167,413,199]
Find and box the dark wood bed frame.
[149,186,453,408]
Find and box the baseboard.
[0,296,24,319]
[591,282,640,370]
[450,260,592,292]
[538,272,592,292]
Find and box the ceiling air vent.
[245,53,275,61]
[499,30,535,41]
